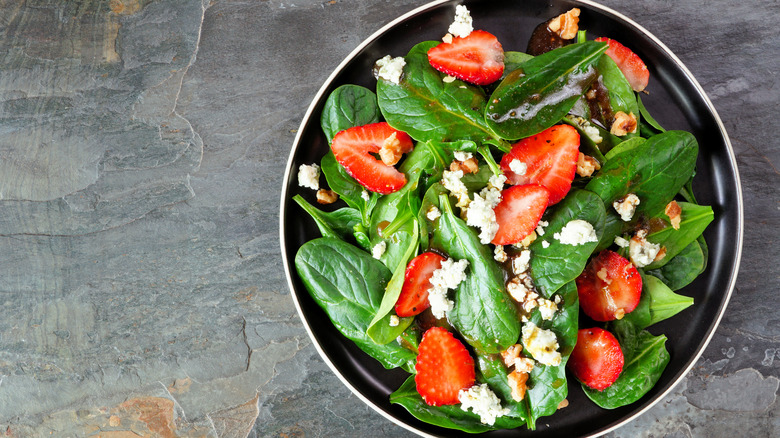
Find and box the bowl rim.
[278,0,744,436]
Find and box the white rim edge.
[279,0,745,436]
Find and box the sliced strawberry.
[415,326,476,406]
[499,124,579,205]
[395,252,445,317]
[427,30,505,85]
[569,327,624,390]
[492,184,550,245]
[576,250,643,321]
[331,122,413,194]
[595,37,649,92]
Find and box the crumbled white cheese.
[535,220,549,236]
[613,193,641,222]
[537,298,558,321]
[442,74,457,83]
[426,205,442,221]
[361,189,370,202]
[512,250,531,275]
[487,173,507,191]
[521,291,539,313]
[541,240,550,249]
[494,245,508,263]
[427,258,469,319]
[629,233,661,268]
[427,288,454,320]
[389,315,400,327]
[514,357,535,374]
[297,163,320,190]
[522,322,561,366]
[458,384,509,425]
[448,5,474,38]
[553,220,598,246]
[509,159,527,176]
[374,55,406,85]
[442,169,471,208]
[507,277,529,302]
[372,241,386,259]
[614,236,630,248]
[454,151,473,162]
[466,191,501,244]
[567,115,603,144]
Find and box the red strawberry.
[395,252,445,317]
[427,30,505,85]
[415,327,476,406]
[331,122,413,194]
[576,250,643,322]
[499,124,579,205]
[595,37,649,92]
[569,327,624,390]
[492,184,550,245]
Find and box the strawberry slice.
[427,30,505,85]
[331,122,413,194]
[499,124,580,205]
[568,327,624,390]
[595,37,649,92]
[576,250,643,321]
[492,184,550,245]
[415,326,476,406]
[395,252,445,317]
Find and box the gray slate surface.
[0,0,777,437]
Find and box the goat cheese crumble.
[374,55,406,85]
[371,241,386,259]
[522,322,561,366]
[297,163,320,190]
[613,193,640,222]
[553,220,598,246]
[509,159,527,176]
[448,5,474,38]
[427,258,469,318]
[629,232,661,267]
[442,169,471,208]
[458,384,509,425]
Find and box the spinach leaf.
[295,238,416,370]
[432,198,520,354]
[621,273,693,329]
[645,202,713,269]
[502,51,534,79]
[485,41,607,140]
[603,136,645,160]
[598,54,640,136]
[583,321,670,409]
[320,84,381,143]
[292,195,361,241]
[646,238,707,290]
[377,41,496,143]
[530,189,606,297]
[637,94,666,134]
[320,151,377,221]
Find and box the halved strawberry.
[492,184,550,245]
[576,250,643,321]
[427,30,505,86]
[595,37,649,92]
[395,252,445,317]
[568,327,624,390]
[331,122,413,194]
[499,124,579,205]
[415,326,476,406]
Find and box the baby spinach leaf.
[485,41,607,140]
[644,202,714,269]
[598,54,640,136]
[503,51,534,79]
[320,84,381,143]
[295,238,416,370]
[530,189,606,298]
[646,239,707,290]
[637,94,666,134]
[377,41,496,143]
[622,273,693,329]
[583,322,670,409]
[433,199,520,354]
[293,195,361,242]
[603,136,645,160]
[585,130,699,219]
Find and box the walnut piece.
[665,200,682,229]
[576,152,601,177]
[507,370,529,402]
[379,132,404,166]
[316,189,338,204]
[610,111,638,136]
[500,344,523,368]
[548,8,581,40]
[450,157,479,174]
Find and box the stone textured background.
[0,0,776,437]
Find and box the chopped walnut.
[557,399,569,410]
[576,153,601,177]
[450,157,479,174]
[316,189,338,204]
[379,132,404,166]
[654,246,667,262]
[442,33,454,44]
[665,200,682,229]
[501,344,523,368]
[610,111,638,136]
[548,8,581,40]
[507,370,529,402]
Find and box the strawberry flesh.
[576,250,643,321]
[331,122,413,194]
[492,184,550,245]
[595,37,649,92]
[395,252,445,317]
[500,124,580,205]
[427,30,505,86]
[415,326,476,406]
[569,327,624,390]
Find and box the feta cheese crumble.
[458,384,509,425]
[535,220,549,236]
[442,169,471,208]
[361,189,370,202]
[374,55,406,85]
[371,241,386,259]
[512,250,531,275]
[465,174,506,244]
[553,220,598,246]
[297,163,320,190]
[537,298,558,321]
[426,205,442,221]
[522,322,562,366]
[614,236,630,248]
[541,240,550,248]
[613,193,640,222]
[448,5,474,38]
[494,245,508,263]
[629,232,661,268]
[454,151,473,162]
[389,315,400,327]
[509,159,527,176]
[427,258,469,319]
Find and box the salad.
[291,4,713,433]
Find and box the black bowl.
[279,0,743,436]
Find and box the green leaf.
[295,238,416,370]
[320,151,376,221]
[502,51,534,79]
[644,202,713,269]
[646,239,707,290]
[377,41,496,143]
[432,198,521,354]
[530,189,606,297]
[621,273,694,329]
[293,195,361,241]
[637,94,666,134]
[485,41,607,140]
[598,54,640,137]
[320,84,381,143]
